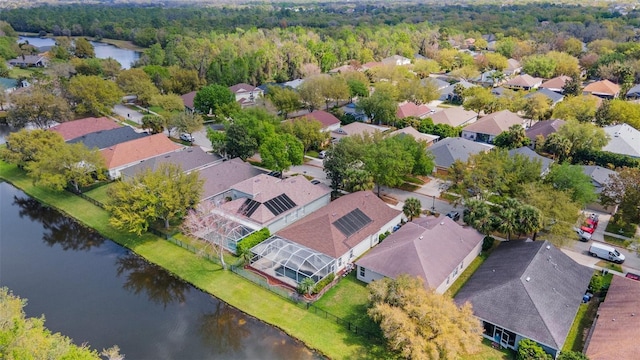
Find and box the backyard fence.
[305,303,382,341]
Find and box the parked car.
[580,214,599,234]
[267,171,282,178]
[576,229,592,242]
[310,179,321,185]
[446,211,460,222]
[589,242,625,264]
[318,150,327,159]
[180,133,194,142]
[625,272,640,281]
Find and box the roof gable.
[276,191,401,258]
[540,75,571,91]
[428,137,494,168]
[198,158,265,200]
[506,74,542,87]
[356,217,483,289]
[100,133,182,169]
[584,79,620,96]
[181,91,197,109]
[68,126,147,150]
[455,241,592,350]
[49,117,121,141]
[525,119,566,141]
[463,110,524,136]
[396,101,432,119]
[389,127,439,144]
[430,107,478,127]
[602,123,640,157]
[229,83,260,94]
[297,110,341,129]
[120,147,222,178]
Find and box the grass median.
[0,161,379,359]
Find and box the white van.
[589,242,625,264]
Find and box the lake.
[18,36,141,69]
[0,182,320,359]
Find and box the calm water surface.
[0,182,319,359]
[18,36,141,69]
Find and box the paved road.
[112,104,145,124]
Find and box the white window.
[349,249,354,259]
[359,267,365,277]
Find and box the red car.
[580,214,599,234]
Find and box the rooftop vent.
[546,245,551,250]
[525,277,531,282]
[419,236,423,240]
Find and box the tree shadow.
[198,301,250,354]
[115,253,190,308]
[13,195,105,251]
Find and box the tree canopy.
[368,275,482,359]
[194,84,237,117]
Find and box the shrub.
[312,273,336,294]
[517,339,552,360]
[482,236,495,252]
[589,274,603,293]
[235,228,270,255]
[379,231,391,242]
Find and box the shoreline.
[0,163,372,359]
[18,32,145,52]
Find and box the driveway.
[112,104,144,125]
[582,210,610,242]
[563,239,640,273]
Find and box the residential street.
[563,239,640,273]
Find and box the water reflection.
[12,195,105,250]
[115,253,190,307]
[199,302,250,353]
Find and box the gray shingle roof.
[525,88,564,104]
[120,147,222,179]
[508,147,554,174]
[454,240,592,351]
[197,158,266,200]
[428,137,494,168]
[525,119,566,141]
[602,123,640,157]
[580,165,617,193]
[356,217,483,290]
[67,126,147,149]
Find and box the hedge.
[312,273,336,294]
[236,228,270,255]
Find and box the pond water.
[0,182,320,359]
[18,36,141,69]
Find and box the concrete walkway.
[112,104,145,125]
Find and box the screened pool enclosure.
[250,236,335,287]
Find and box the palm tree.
[497,198,521,241]
[403,197,422,221]
[464,198,495,235]
[297,277,315,296]
[517,204,544,240]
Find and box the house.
[8,55,48,67]
[220,174,331,234]
[625,84,640,99]
[294,110,341,132]
[583,79,620,99]
[329,64,360,74]
[440,80,475,102]
[430,107,478,127]
[525,119,566,148]
[428,137,494,175]
[508,147,554,176]
[331,122,388,142]
[388,126,439,147]
[524,88,564,106]
[120,147,223,181]
[198,158,266,201]
[472,70,503,87]
[602,123,640,158]
[540,75,572,94]
[422,77,450,91]
[356,216,483,294]
[461,110,525,144]
[49,117,122,141]
[361,61,383,71]
[504,58,522,76]
[250,191,402,287]
[100,133,183,179]
[504,74,543,91]
[340,103,369,122]
[585,276,640,360]
[396,101,433,119]
[381,55,411,66]
[180,91,197,112]
[454,240,592,358]
[580,165,618,214]
[67,126,148,150]
[229,83,263,107]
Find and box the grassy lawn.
[396,182,420,192]
[83,183,115,205]
[402,175,425,185]
[603,235,632,248]
[0,162,378,360]
[446,252,489,297]
[605,215,636,238]
[306,150,319,158]
[595,260,623,273]
[563,271,609,353]
[313,272,380,336]
[461,339,515,360]
[9,67,35,78]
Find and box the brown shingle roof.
[100,133,182,169]
[540,75,572,91]
[584,79,620,96]
[49,117,121,141]
[222,174,331,226]
[463,110,524,136]
[525,119,566,141]
[586,276,640,360]
[396,101,432,119]
[506,74,542,87]
[356,217,483,289]
[430,107,478,127]
[296,110,340,129]
[198,158,265,200]
[276,191,401,258]
[229,83,260,94]
[181,91,197,110]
